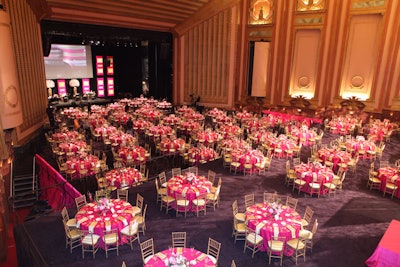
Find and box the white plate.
[104,217,110,221]
[95,218,101,221]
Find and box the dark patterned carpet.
[14,131,400,267]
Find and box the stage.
[50,97,112,109]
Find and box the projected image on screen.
[44,44,93,79]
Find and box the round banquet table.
[218,124,241,139]
[66,155,100,179]
[178,121,200,134]
[94,125,118,137]
[75,199,138,248]
[145,247,216,267]
[58,141,87,154]
[317,148,352,171]
[187,147,217,165]
[294,163,334,195]
[167,174,212,211]
[265,136,297,158]
[162,114,181,126]
[52,130,81,142]
[118,146,146,164]
[345,139,376,159]
[231,149,264,172]
[109,133,136,148]
[378,167,400,198]
[194,130,221,145]
[160,138,185,153]
[245,203,302,253]
[104,167,143,189]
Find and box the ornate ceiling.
[27,0,230,33]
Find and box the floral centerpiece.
[166,253,188,267]
[97,197,114,214]
[268,201,283,221]
[184,172,197,185]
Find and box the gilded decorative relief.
[296,0,325,11]
[249,0,273,25]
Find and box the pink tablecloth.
[104,167,143,189]
[231,149,264,172]
[66,155,100,179]
[366,220,400,267]
[318,148,352,170]
[246,203,302,253]
[58,141,87,154]
[294,163,334,195]
[167,174,212,211]
[145,247,216,267]
[75,199,137,247]
[118,146,146,164]
[187,147,217,164]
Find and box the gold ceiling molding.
[296,0,325,12]
[351,0,386,10]
[295,16,324,25]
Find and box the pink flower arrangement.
[185,172,197,184]
[166,253,188,267]
[97,197,114,212]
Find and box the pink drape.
[35,154,81,210]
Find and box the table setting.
[245,202,302,253]
[294,162,334,195]
[145,247,215,267]
[104,167,143,189]
[75,198,138,247]
[66,154,100,179]
[167,172,212,212]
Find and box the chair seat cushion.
[267,240,284,251]
[246,233,263,245]
[287,238,306,250]
[120,224,138,236]
[309,183,320,189]
[192,199,206,206]
[82,234,100,245]
[235,212,246,222]
[103,233,118,244]
[177,199,190,206]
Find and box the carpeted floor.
[14,131,400,267]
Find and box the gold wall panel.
[290,29,321,99]
[340,14,382,100]
[6,0,47,143]
[184,9,231,105]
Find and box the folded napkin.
[196,253,206,261]
[256,222,265,234]
[77,217,88,228]
[118,216,128,226]
[177,247,183,254]
[287,224,296,238]
[89,221,97,233]
[157,252,167,260]
[273,224,280,239]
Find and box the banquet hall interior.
[1,0,400,266]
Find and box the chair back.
[117,189,128,202]
[159,171,167,184]
[303,206,314,223]
[172,167,182,177]
[135,193,144,212]
[75,195,87,210]
[140,238,154,264]
[232,200,239,215]
[286,196,298,210]
[61,207,70,223]
[263,192,276,204]
[207,237,221,263]
[244,194,255,210]
[171,231,187,248]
